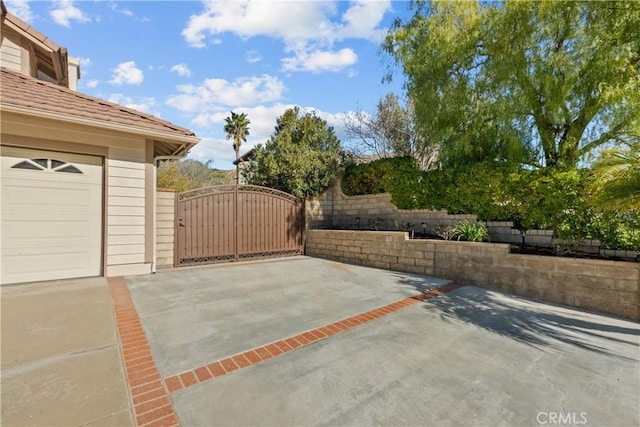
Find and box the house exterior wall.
[156,189,176,268]
[306,230,640,321]
[67,56,80,91]
[1,25,22,72]
[1,112,154,277]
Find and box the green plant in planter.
[450,221,490,242]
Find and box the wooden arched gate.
[175,185,304,267]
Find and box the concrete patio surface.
[1,277,133,426]
[1,256,638,427]
[126,257,640,427]
[125,256,451,377]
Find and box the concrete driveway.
[122,257,639,427]
[1,277,133,426]
[1,256,638,426]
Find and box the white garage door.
[1,147,103,284]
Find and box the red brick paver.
[108,277,180,427]
[162,281,464,394]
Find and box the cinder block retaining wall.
[306,230,639,321]
[156,189,175,268]
[305,183,637,260]
[306,183,477,230]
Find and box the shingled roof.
[1,67,197,143]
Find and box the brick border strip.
[163,281,464,394]
[108,277,180,427]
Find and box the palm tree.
[224,111,250,161]
[590,141,640,212]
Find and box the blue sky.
[5,0,411,170]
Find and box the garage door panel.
[1,147,103,285]
[2,218,100,247]
[3,250,93,283]
[3,183,101,211]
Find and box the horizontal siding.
[108,225,145,236]
[156,190,175,268]
[108,158,146,267]
[108,166,146,178]
[108,253,145,265]
[108,215,145,226]
[1,28,22,72]
[108,159,144,170]
[109,176,145,188]
[1,51,20,71]
[108,244,145,255]
[109,234,145,245]
[109,206,145,216]
[109,186,145,198]
[108,196,144,207]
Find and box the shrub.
[341,156,419,197]
[449,221,490,242]
[340,157,640,250]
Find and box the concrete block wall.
[306,183,637,260]
[156,189,175,269]
[306,182,476,232]
[306,230,639,321]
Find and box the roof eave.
[1,103,200,147]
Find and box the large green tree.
[244,107,344,198]
[383,0,640,168]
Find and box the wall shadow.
[393,274,640,361]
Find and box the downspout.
[152,149,189,273]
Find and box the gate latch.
[178,217,185,227]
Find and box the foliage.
[223,111,250,160]
[341,156,418,196]
[589,142,640,213]
[344,94,438,169]
[243,107,345,198]
[383,0,640,168]
[342,157,640,250]
[157,159,233,192]
[588,212,640,251]
[449,221,490,242]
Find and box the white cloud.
[109,2,133,17]
[181,0,390,75]
[338,0,392,40]
[282,47,357,73]
[109,61,144,85]
[166,74,285,112]
[182,0,336,48]
[182,0,391,47]
[77,57,92,68]
[85,79,99,88]
[109,2,151,22]
[107,94,157,115]
[171,63,191,77]
[246,50,262,64]
[5,0,34,23]
[189,137,255,165]
[50,0,90,27]
[192,103,292,136]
